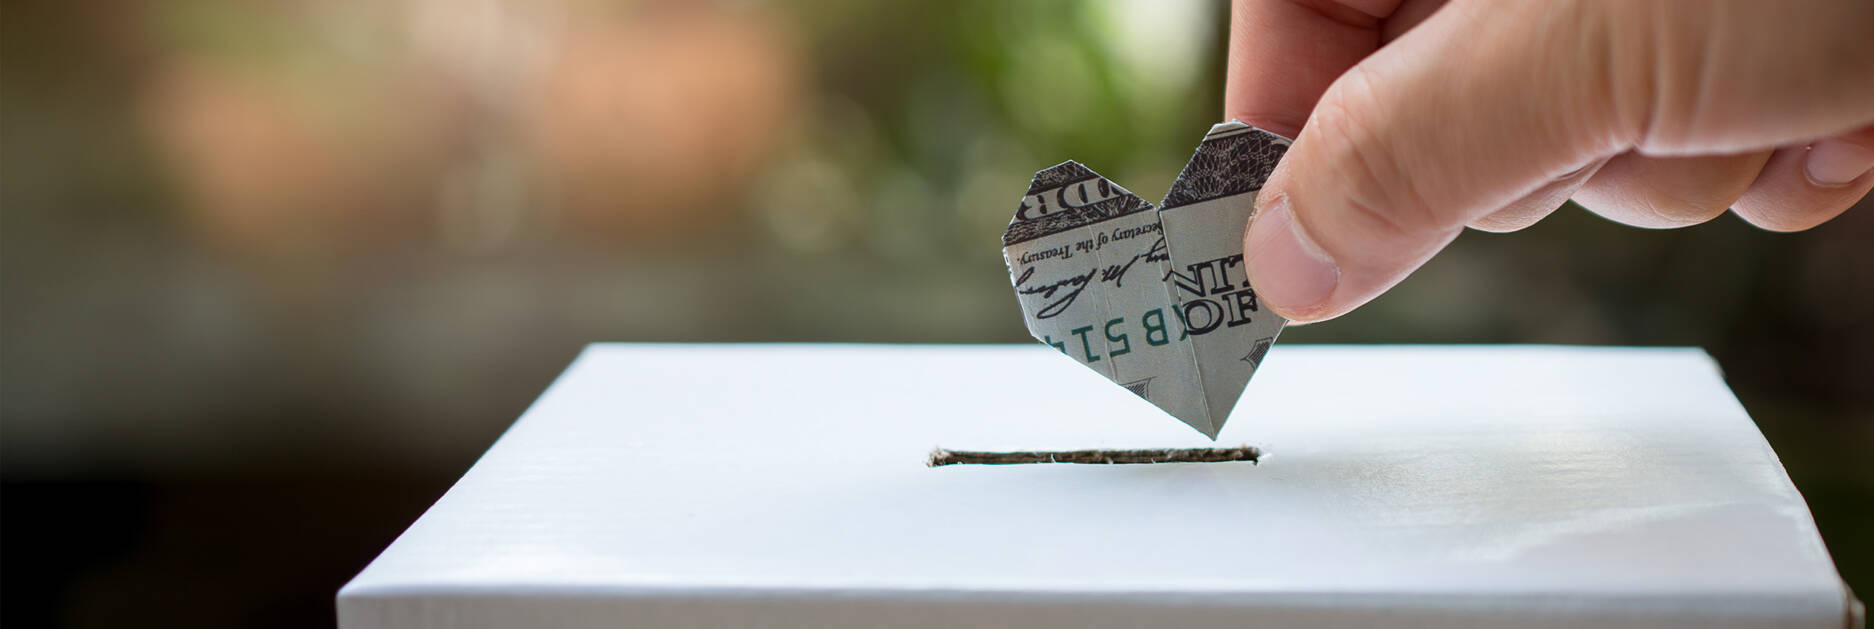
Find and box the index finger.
[1226,0,1402,137]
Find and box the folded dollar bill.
[1001,122,1290,438]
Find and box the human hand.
[1230,0,1874,322]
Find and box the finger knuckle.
[1733,191,1862,232]
[1637,188,1734,226]
[1735,208,1827,233]
[1313,68,1447,243]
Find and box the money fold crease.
[1000,122,1291,438]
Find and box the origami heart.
[1000,122,1290,438]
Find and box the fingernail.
[1245,197,1339,319]
[1805,140,1874,187]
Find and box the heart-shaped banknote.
[1000,122,1290,438]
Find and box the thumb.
[1244,2,1633,322]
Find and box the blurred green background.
[3,1,1869,626]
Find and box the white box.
[338,345,1860,628]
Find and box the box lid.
[339,345,1856,628]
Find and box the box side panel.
[337,589,1845,629]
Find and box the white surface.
[339,345,1853,628]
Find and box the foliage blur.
[2,1,1869,626]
